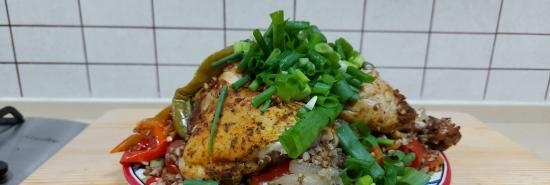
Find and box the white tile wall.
[365,0,433,31]
[423,69,487,100]
[154,0,223,28]
[8,0,80,25]
[89,65,157,98]
[428,33,493,68]
[0,64,20,96]
[12,27,84,62]
[156,29,224,64]
[0,27,13,61]
[432,0,501,32]
[19,64,89,97]
[499,0,550,34]
[0,0,7,24]
[84,28,155,64]
[376,68,423,99]
[159,65,198,98]
[486,70,549,101]
[226,0,293,29]
[296,0,363,30]
[363,33,428,67]
[2,0,550,103]
[492,35,550,69]
[80,0,152,26]
[226,30,253,46]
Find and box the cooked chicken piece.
[180,64,302,184]
[341,69,417,133]
[414,116,461,151]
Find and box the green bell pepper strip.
[171,46,234,138]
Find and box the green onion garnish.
[260,99,271,113]
[211,52,243,67]
[251,86,276,107]
[312,82,331,96]
[231,76,250,90]
[337,123,384,181]
[347,66,375,83]
[270,10,285,49]
[253,29,270,56]
[376,136,395,146]
[208,85,228,157]
[183,179,219,185]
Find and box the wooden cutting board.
[21,109,550,185]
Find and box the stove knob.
[0,160,7,183]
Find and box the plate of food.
[111,10,461,185]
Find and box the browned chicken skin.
[178,66,460,184]
[180,65,301,184]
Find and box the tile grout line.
[4,0,23,97]
[293,0,297,21]
[222,0,227,47]
[150,0,161,98]
[419,0,437,97]
[545,72,550,101]
[482,0,504,100]
[6,61,550,71]
[358,0,367,52]
[2,23,550,36]
[77,0,93,97]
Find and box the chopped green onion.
[403,153,416,166]
[260,99,271,113]
[249,79,261,91]
[251,86,276,107]
[285,20,310,32]
[297,106,309,118]
[291,68,310,82]
[397,167,430,185]
[183,179,219,185]
[347,66,375,83]
[347,78,362,88]
[356,175,374,185]
[253,29,270,55]
[337,123,384,181]
[280,104,343,158]
[335,38,354,60]
[238,44,258,71]
[211,52,243,67]
[340,170,354,185]
[279,51,301,70]
[270,10,285,49]
[231,76,250,90]
[312,82,331,95]
[332,80,359,102]
[314,43,334,54]
[377,136,395,146]
[233,40,251,53]
[362,135,378,150]
[264,48,282,68]
[209,85,229,157]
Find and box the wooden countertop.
[21,109,550,184]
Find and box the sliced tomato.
[120,124,168,164]
[400,140,427,169]
[250,160,290,185]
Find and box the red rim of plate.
[123,152,452,185]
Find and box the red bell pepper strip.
[400,140,427,169]
[120,124,168,164]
